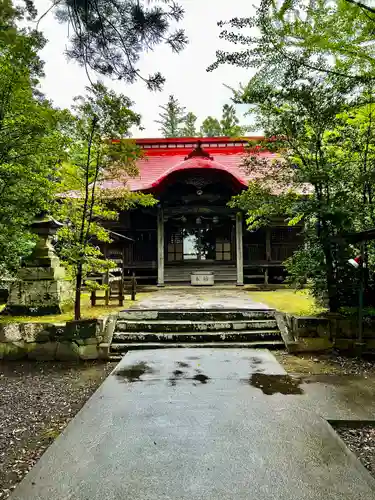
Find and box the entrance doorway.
[166,216,233,263]
[183,227,215,260]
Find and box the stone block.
[64,319,99,340]
[335,319,357,338]
[0,341,29,360]
[102,314,118,343]
[296,337,333,352]
[6,272,73,316]
[284,314,293,331]
[49,324,67,340]
[85,337,102,345]
[75,337,101,345]
[334,338,355,351]
[77,344,99,360]
[27,342,58,361]
[0,323,22,342]
[55,342,79,361]
[119,310,158,320]
[364,339,375,350]
[286,341,300,354]
[291,316,332,339]
[293,316,318,338]
[21,323,47,342]
[316,323,331,339]
[98,343,111,360]
[18,265,65,281]
[294,317,319,329]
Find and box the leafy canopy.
[53,82,156,318]
[200,116,222,137]
[208,0,375,86]
[0,1,70,274]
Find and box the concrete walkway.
[11,349,375,500]
[131,287,269,309]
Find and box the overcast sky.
[36,0,256,137]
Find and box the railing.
[90,274,137,306]
[270,244,298,262]
[90,279,125,307]
[244,243,299,263]
[125,233,157,264]
[244,243,266,262]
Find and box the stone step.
[118,309,274,321]
[164,269,236,275]
[165,270,236,276]
[110,340,285,352]
[165,265,236,271]
[115,319,278,333]
[112,330,281,343]
[165,277,236,283]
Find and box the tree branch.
[345,0,375,14]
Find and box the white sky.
[35,0,256,137]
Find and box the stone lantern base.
[4,216,73,316]
[6,267,73,316]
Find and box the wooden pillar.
[157,205,165,287]
[265,227,271,285]
[236,212,244,286]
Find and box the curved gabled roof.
[101,137,277,192]
[148,156,248,189]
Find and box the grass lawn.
[248,288,326,316]
[0,293,143,324]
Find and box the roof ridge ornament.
[184,140,213,161]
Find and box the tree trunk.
[322,238,339,312]
[74,262,83,321]
[75,117,97,322]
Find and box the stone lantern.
[5,215,73,315]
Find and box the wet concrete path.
[11,348,375,500]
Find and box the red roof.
[103,137,278,192]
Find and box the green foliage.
[0,3,70,274]
[181,112,197,137]
[53,82,157,319]
[229,72,375,311]
[218,0,375,312]
[155,94,186,138]
[200,104,246,137]
[220,104,244,137]
[200,116,222,137]
[155,99,246,139]
[209,0,375,85]
[45,0,187,90]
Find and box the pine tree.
[200,116,222,137]
[220,104,243,137]
[181,112,197,137]
[155,95,186,138]
[40,0,188,90]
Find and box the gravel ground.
[275,350,375,375]
[0,360,115,499]
[335,426,375,477]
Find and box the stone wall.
[0,314,118,361]
[280,313,375,353]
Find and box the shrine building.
[102,136,302,286]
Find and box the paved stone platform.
[298,373,375,420]
[131,287,269,310]
[11,349,375,500]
